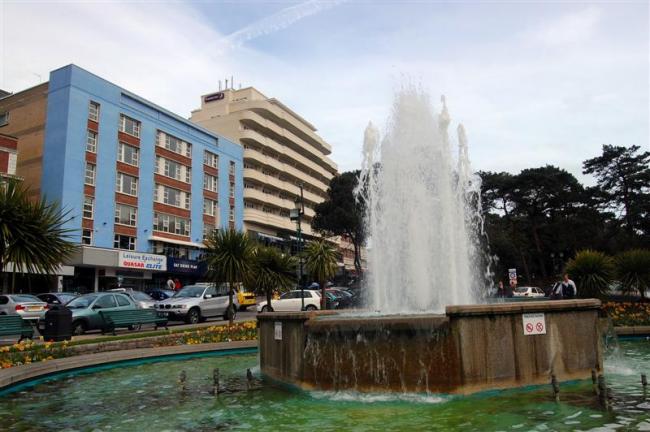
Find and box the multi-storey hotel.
[190,87,338,248]
[0,65,243,292]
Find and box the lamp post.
[289,185,305,310]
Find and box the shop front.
[152,257,206,290]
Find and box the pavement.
[0,309,258,345]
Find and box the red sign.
[526,323,534,333]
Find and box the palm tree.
[303,240,338,309]
[250,246,297,311]
[564,250,614,299]
[615,249,650,299]
[0,179,75,292]
[203,229,255,324]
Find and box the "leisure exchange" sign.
[118,251,167,271]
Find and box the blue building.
[37,65,243,291]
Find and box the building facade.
[0,65,244,292]
[190,87,338,246]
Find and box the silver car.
[0,294,48,322]
[155,284,237,324]
[108,289,156,309]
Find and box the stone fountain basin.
[258,300,602,394]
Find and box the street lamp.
[289,184,305,310]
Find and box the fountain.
[258,87,603,394]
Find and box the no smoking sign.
[522,313,546,336]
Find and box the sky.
[1,0,648,183]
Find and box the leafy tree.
[303,240,338,309]
[615,249,650,298]
[564,250,614,299]
[203,229,254,324]
[250,246,297,311]
[0,179,75,292]
[313,170,366,276]
[583,145,650,237]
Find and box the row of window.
[84,195,221,223]
[81,231,136,251]
[153,213,191,236]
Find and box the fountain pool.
[1,339,649,431]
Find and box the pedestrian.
[506,280,515,298]
[497,281,505,298]
[166,277,175,291]
[550,281,563,300]
[174,278,182,291]
[560,273,577,299]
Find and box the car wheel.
[261,305,273,313]
[186,308,200,324]
[72,320,86,336]
[239,305,247,312]
[305,305,317,311]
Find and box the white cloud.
[530,6,603,46]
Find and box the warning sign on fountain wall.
[522,313,546,335]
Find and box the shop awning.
[256,232,285,242]
[148,236,205,248]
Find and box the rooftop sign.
[204,92,225,103]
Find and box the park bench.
[0,315,35,342]
[100,309,168,335]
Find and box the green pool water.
[2,340,650,431]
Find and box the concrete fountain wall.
[257,299,602,394]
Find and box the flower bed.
[602,301,650,327]
[0,321,258,370]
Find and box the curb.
[0,339,258,391]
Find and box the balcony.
[243,168,325,206]
[244,208,314,236]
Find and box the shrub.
[564,250,614,299]
[615,249,650,299]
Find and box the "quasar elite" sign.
[118,251,167,271]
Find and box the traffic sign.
[522,313,546,335]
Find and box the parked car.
[108,289,156,309]
[145,288,176,301]
[326,288,354,309]
[36,292,78,307]
[155,284,236,324]
[257,290,321,312]
[194,282,256,311]
[513,286,546,298]
[0,294,48,322]
[66,292,137,335]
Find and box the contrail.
[225,0,348,48]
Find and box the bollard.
[551,375,560,402]
[178,370,187,393]
[213,368,220,395]
[642,374,647,387]
[246,368,253,390]
[597,374,608,408]
[592,369,599,395]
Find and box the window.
[156,156,191,183]
[119,114,140,138]
[204,174,217,192]
[114,203,137,226]
[117,142,139,166]
[86,130,97,153]
[116,172,138,196]
[154,184,190,209]
[153,213,191,236]
[204,151,218,168]
[0,112,9,127]
[229,161,235,175]
[203,224,215,240]
[156,130,191,157]
[95,295,117,309]
[229,207,235,222]
[81,229,93,245]
[88,101,100,122]
[116,295,131,307]
[203,198,217,216]
[114,234,136,250]
[85,162,96,186]
[229,182,235,198]
[83,196,94,219]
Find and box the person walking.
[496,281,505,298]
[166,277,175,291]
[174,278,182,291]
[560,273,577,299]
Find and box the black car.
[326,288,355,309]
[144,288,176,301]
[37,292,78,307]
